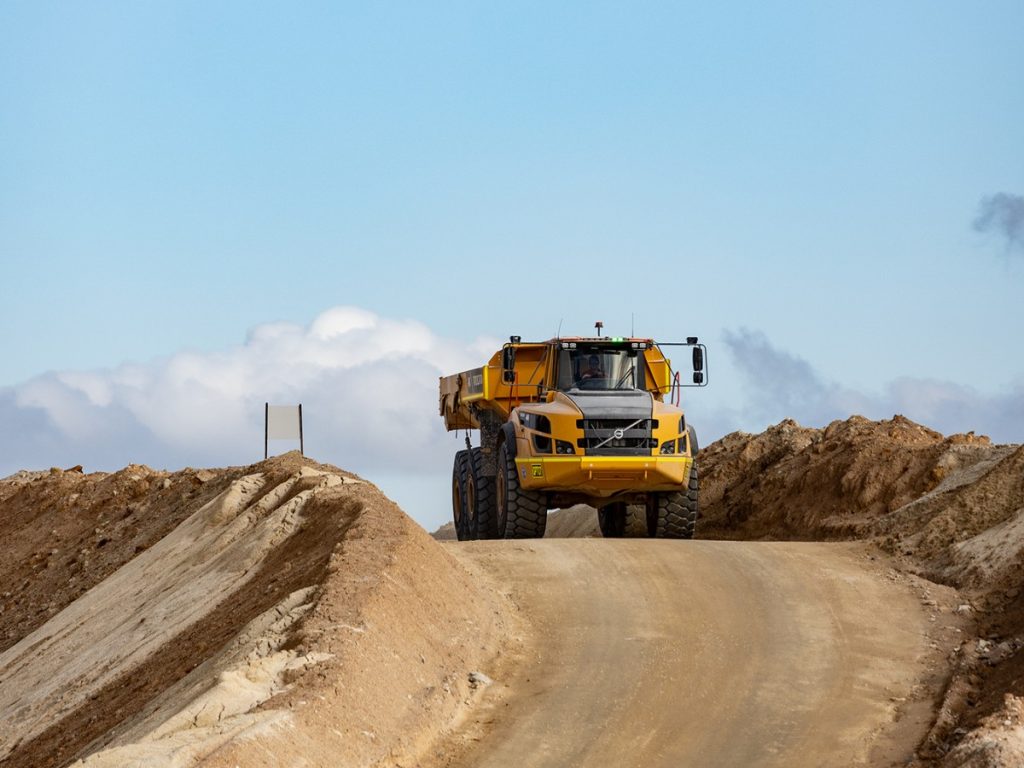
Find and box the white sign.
[267,405,302,439]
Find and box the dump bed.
[439,343,550,430]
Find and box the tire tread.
[468,447,497,539]
[498,442,546,539]
[655,463,699,539]
[452,450,470,541]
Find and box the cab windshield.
[556,348,642,391]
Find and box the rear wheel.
[467,447,497,539]
[451,450,470,541]
[624,503,654,537]
[598,502,626,538]
[651,463,699,539]
[496,441,547,539]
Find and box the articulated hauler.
[439,326,706,540]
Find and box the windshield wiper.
[614,367,636,389]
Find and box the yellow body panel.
[514,455,693,495]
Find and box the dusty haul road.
[438,539,934,768]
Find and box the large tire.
[652,463,699,539]
[451,450,470,541]
[496,441,547,539]
[598,502,626,538]
[467,447,498,539]
[624,503,654,537]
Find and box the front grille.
[577,418,657,456]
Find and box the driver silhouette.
[580,354,605,380]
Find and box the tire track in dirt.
[436,539,945,768]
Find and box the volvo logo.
[593,418,644,451]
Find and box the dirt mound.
[0,462,247,655]
[874,445,1024,584]
[541,505,600,538]
[0,453,510,768]
[942,694,1024,767]
[433,521,458,540]
[699,415,1003,540]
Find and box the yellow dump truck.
[439,327,706,540]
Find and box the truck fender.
[500,422,518,458]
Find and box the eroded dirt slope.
[0,453,509,768]
[0,463,236,654]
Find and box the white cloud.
[1,307,499,479]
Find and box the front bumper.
[514,455,693,495]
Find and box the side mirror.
[502,346,516,384]
[693,371,704,384]
[692,346,704,373]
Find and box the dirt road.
[440,539,936,768]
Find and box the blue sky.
[1,2,1022,528]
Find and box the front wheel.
[496,441,547,539]
[650,463,699,539]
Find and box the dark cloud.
[721,329,840,427]
[722,328,1024,443]
[973,192,1024,253]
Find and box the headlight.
[555,440,575,454]
[660,440,676,455]
[518,412,551,433]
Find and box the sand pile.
[0,453,509,768]
[698,415,1006,540]
[538,505,600,538]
